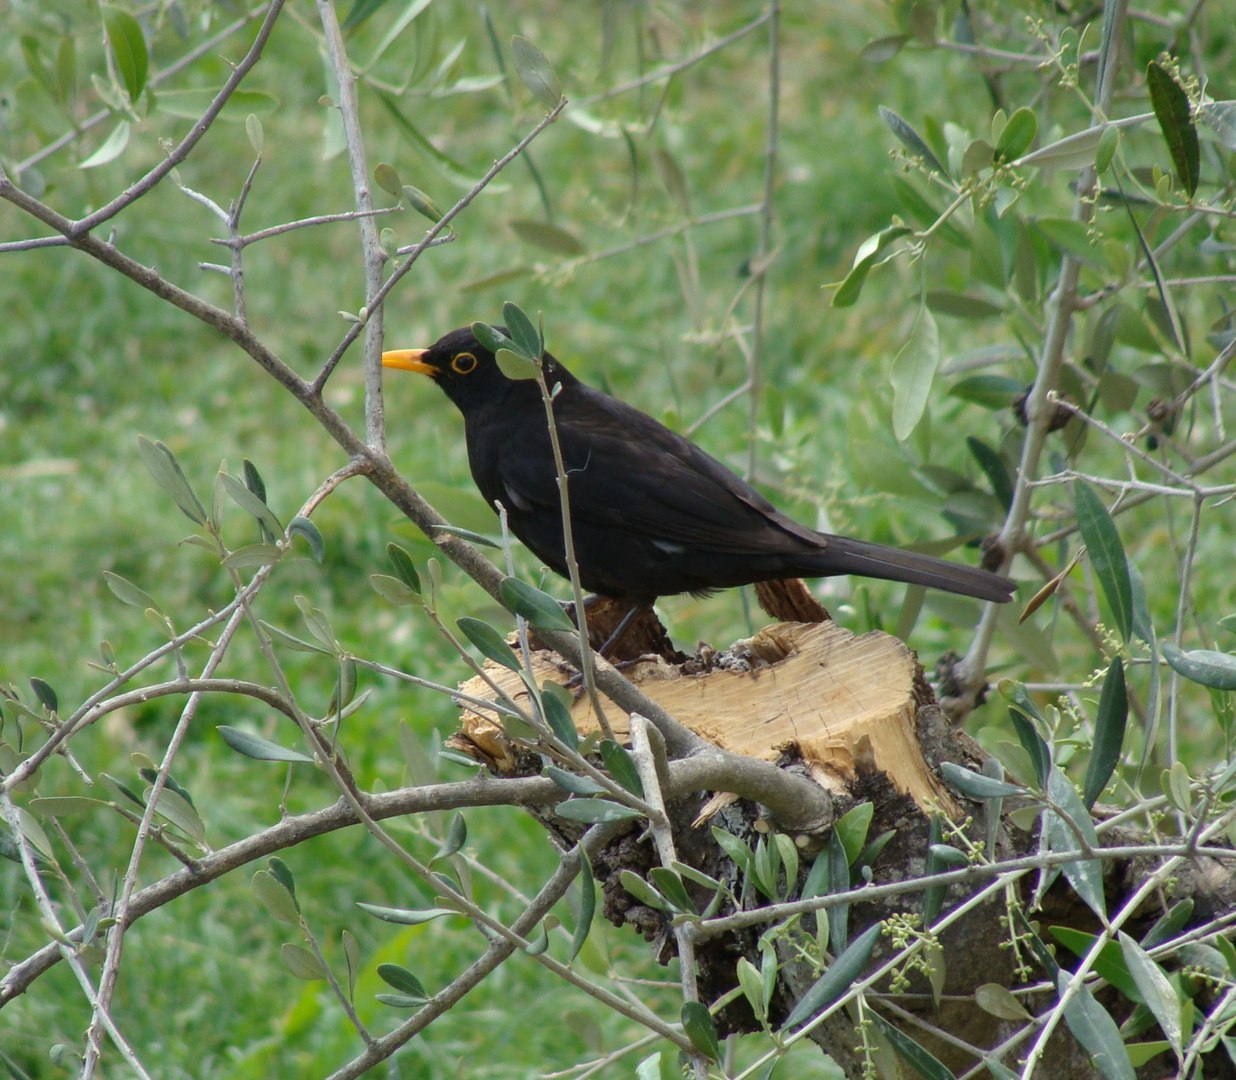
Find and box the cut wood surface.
[456,620,959,814]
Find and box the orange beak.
[381,348,437,376]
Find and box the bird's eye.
[450,352,478,375]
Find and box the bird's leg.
[595,601,647,660]
[559,599,650,693]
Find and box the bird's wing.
[493,384,823,555]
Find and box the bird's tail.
[812,535,1015,603]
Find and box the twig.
[310,98,569,394]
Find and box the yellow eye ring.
[450,352,478,375]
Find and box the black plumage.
[383,327,1014,607]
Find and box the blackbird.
[383,326,1015,607]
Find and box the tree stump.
[444,616,1210,1078]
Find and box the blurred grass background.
[2,0,1233,1075]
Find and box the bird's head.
[382,326,509,412]
[384,325,570,413]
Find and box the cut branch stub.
[455,620,960,816]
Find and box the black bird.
[383,327,1015,608]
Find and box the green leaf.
[386,542,422,593]
[940,762,1026,799]
[357,903,460,925]
[1046,766,1106,921]
[545,766,605,795]
[831,225,912,308]
[925,291,1005,320]
[456,617,520,671]
[288,516,324,563]
[927,844,968,866]
[220,471,283,538]
[1060,975,1137,1080]
[680,1001,720,1063]
[433,813,467,861]
[555,798,643,824]
[737,957,769,1020]
[1162,643,1236,690]
[104,8,148,102]
[218,725,313,764]
[950,375,1023,410]
[138,766,194,807]
[79,121,131,169]
[149,786,206,846]
[373,163,402,199]
[834,802,873,865]
[243,112,263,155]
[28,796,107,817]
[649,868,697,914]
[376,962,427,1001]
[295,595,338,651]
[868,1011,957,1079]
[402,184,445,224]
[599,739,643,796]
[782,922,882,1029]
[429,524,500,548]
[1000,681,1051,787]
[499,577,574,631]
[29,677,58,713]
[878,106,948,178]
[891,306,940,442]
[1083,658,1127,807]
[1118,931,1181,1052]
[375,991,430,1009]
[1074,480,1133,642]
[1095,124,1120,172]
[966,437,1014,511]
[100,773,145,809]
[155,88,280,120]
[137,436,207,525]
[620,870,669,911]
[1147,61,1200,197]
[253,868,300,924]
[472,322,513,354]
[261,620,332,655]
[510,35,562,109]
[267,856,296,899]
[495,348,542,381]
[222,543,283,569]
[1016,123,1109,169]
[509,219,586,255]
[501,300,543,360]
[712,827,753,875]
[1125,1042,1172,1068]
[242,459,267,506]
[541,688,579,747]
[975,983,1032,1021]
[103,570,159,613]
[370,573,422,607]
[854,830,897,876]
[994,107,1037,163]
[827,830,850,947]
[1141,898,1193,949]
[569,849,595,961]
[281,943,327,981]
[1161,760,1192,813]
